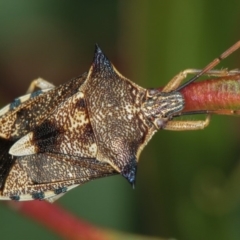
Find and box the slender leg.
[163,70,213,131]
[26,78,55,94]
[162,69,240,130]
[175,41,240,92]
[163,41,240,131]
[164,115,211,131]
[162,69,240,93]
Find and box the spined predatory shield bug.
[0,41,239,201]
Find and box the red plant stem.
[180,74,240,114]
[7,201,162,240]
[8,201,110,240]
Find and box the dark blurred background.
[1,1,240,239]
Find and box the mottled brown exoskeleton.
[0,41,239,201]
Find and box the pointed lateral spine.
[92,44,115,76]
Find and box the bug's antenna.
[175,41,240,92]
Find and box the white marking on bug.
[9,132,36,156]
[89,143,97,154]
[79,92,84,98]
[0,185,79,202]
[0,196,11,200]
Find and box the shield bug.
[0,41,239,201]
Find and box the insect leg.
[26,78,55,94]
[163,115,211,131]
[175,41,240,92]
[162,69,240,93]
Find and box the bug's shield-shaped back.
[82,45,155,186]
[0,45,155,201]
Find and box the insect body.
[0,41,239,201]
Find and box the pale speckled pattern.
[0,45,184,201]
[0,74,88,140]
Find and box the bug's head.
[142,89,184,129]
